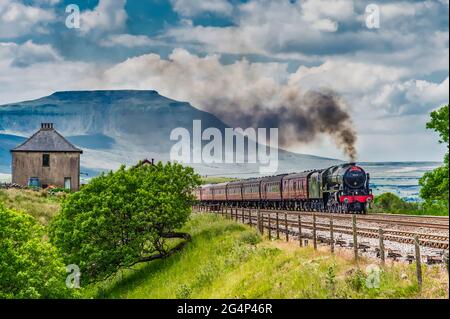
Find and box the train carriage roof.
[283,170,322,180]
[227,180,243,187]
[241,178,262,186]
[260,173,288,183]
[210,182,228,189]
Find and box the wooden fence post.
[352,214,358,262]
[276,212,280,239]
[257,209,261,234]
[330,216,334,254]
[298,214,303,247]
[444,251,449,275]
[379,228,385,265]
[285,213,289,241]
[268,213,272,240]
[249,209,253,227]
[261,213,264,235]
[312,213,317,250]
[414,235,423,292]
[242,208,245,223]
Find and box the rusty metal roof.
[11,126,83,153]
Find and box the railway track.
[201,206,449,251]
[207,206,449,230]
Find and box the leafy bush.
[49,162,200,285]
[373,193,412,212]
[371,192,448,216]
[0,204,73,298]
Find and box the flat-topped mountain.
[0,90,341,177]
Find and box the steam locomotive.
[195,163,373,214]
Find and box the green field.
[0,188,62,226]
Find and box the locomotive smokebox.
[323,163,367,189]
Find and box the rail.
[194,205,449,267]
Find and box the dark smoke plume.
[103,49,358,160]
[205,89,357,161]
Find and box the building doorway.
[64,177,71,190]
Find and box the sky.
[0,0,448,162]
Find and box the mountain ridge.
[0,90,342,177]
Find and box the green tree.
[0,204,73,298]
[373,192,410,212]
[419,105,449,208]
[49,162,200,285]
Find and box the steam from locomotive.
[203,90,357,161]
[124,50,358,161]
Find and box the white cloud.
[289,60,409,93]
[166,0,354,56]
[79,0,127,34]
[32,0,60,5]
[0,40,61,67]
[170,0,233,17]
[372,77,449,115]
[288,58,448,119]
[0,41,99,104]
[99,34,156,48]
[301,0,354,32]
[166,0,448,79]
[0,0,56,38]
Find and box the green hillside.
[85,214,448,299]
[0,189,447,299]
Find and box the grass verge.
[85,214,448,299]
[0,188,61,226]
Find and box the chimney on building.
[41,123,54,130]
